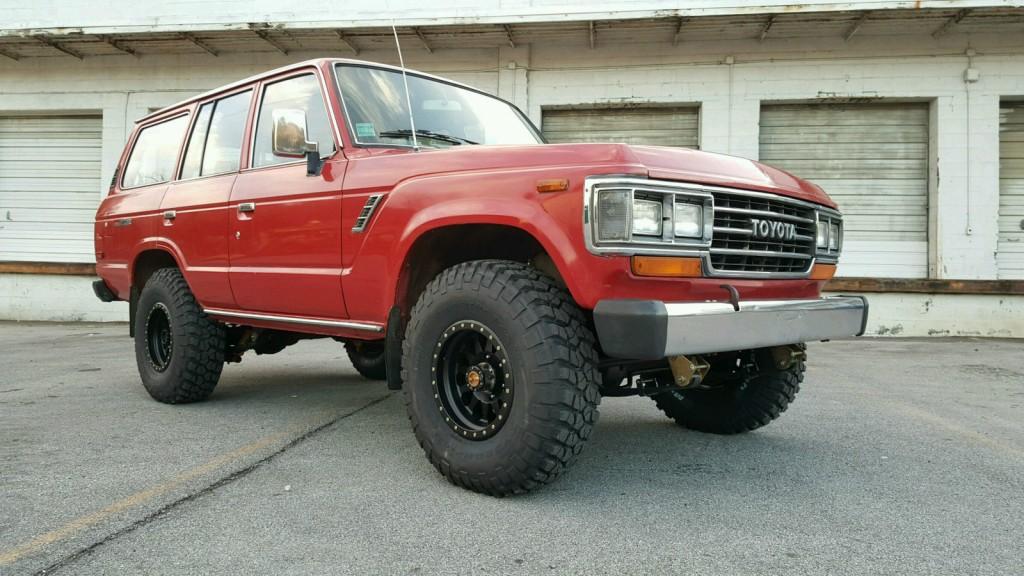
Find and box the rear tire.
[344,341,387,381]
[652,349,804,434]
[134,267,225,404]
[402,260,600,496]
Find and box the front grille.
[709,191,816,276]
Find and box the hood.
[622,145,837,209]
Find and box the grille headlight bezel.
[584,176,843,275]
[815,210,843,262]
[587,181,714,252]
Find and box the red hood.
[622,145,837,209]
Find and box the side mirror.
[271,108,323,176]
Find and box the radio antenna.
[391,22,419,151]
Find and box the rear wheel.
[344,341,387,381]
[402,260,600,496]
[652,348,804,434]
[134,267,225,404]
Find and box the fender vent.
[352,194,383,233]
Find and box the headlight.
[588,179,712,249]
[816,211,842,258]
[596,190,630,241]
[673,202,703,238]
[632,199,663,236]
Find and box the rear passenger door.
[228,70,348,318]
[160,88,253,310]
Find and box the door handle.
[238,203,256,213]
[163,210,176,220]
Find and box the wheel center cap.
[466,368,483,390]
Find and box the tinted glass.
[122,115,188,188]
[252,74,333,168]
[180,103,213,180]
[202,90,251,175]
[336,65,540,148]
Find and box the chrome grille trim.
[583,176,841,279]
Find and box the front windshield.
[335,64,542,148]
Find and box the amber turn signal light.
[536,178,569,193]
[809,263,837,280]
[631,256,703,278]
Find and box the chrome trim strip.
[709,248,812,260]
[203,308,384,332]
[715,206,815,225]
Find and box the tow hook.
[770,344,807,370]
[667,355,711,388]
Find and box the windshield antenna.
[391,21,419,151]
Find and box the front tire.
[402,260,600,496]
[652,349,804,434]
[134,267,225,404]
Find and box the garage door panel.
[0,114,101,263]
[759,126,929,145]
[999,102,1024,278]
[761,102,929,278]
[542,106,699,149]
[760,106,928,127]
[760,142,928,161]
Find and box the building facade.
[1,1,1022,335]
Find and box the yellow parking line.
[0,404,362,567]
[887,400,1024,460]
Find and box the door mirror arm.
[306,150,324,177]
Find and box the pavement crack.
[34,392,393,575]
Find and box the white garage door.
[542,106,699,148]
[760,103,929,278]
[999,102,1024,279]
[0,114,102,263]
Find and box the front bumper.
[593,296,868,359]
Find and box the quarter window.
[180,90,252,179]
[252,74,333,168]
[122,115,188,189]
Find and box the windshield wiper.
[377,129,479,146]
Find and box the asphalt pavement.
[1,322,1022,575]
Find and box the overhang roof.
[0,7,1021,62]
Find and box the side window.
[121,115,188,189]
[180,90,251,179]
[180,103,212,179]
[252,74,333,168]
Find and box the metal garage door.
[542,106,699,148]
[760,103,929,278]
[999,102,1024,279]
[0,114,102,263]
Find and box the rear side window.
[252,74,334,168]
[122,115,189,189]
[180,90,252,179]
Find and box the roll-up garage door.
[999,102,1024,279]
[0,114,102,263]
[760,103,929,278]
[542,106,699,148]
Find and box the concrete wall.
[1,28,1022,335]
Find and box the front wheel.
[652,348,804,434]
[402,260,601,496]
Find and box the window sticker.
[355,122,377,139]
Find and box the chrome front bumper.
[593,296,868,359]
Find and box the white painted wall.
[1,20,1022,334]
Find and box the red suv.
[94,58,867,495]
